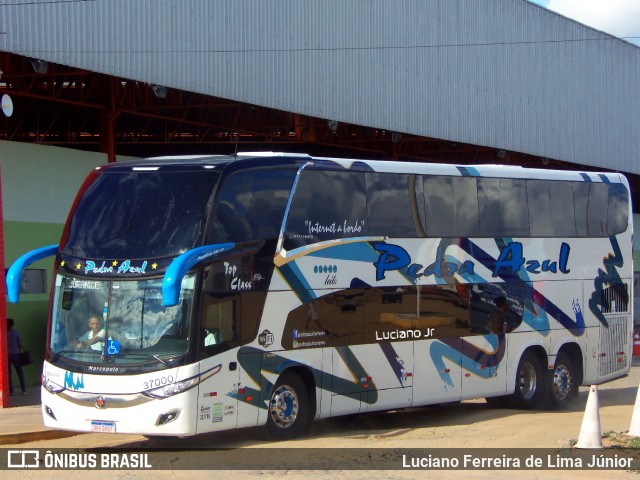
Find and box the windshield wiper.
[119,352,170,367]
[49,350,78,363]
[49,350,102,363]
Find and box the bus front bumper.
[40,387,197,436]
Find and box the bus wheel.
[507,351,544,409]
[265,371,310,440]
[548,352,575,409]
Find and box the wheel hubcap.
[552,364,572,400]
[270,385,299,429]
[518,363,537,400]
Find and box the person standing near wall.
[7,318,26,395]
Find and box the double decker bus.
[7,152,633,439]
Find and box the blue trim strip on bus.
[6,244,58,303]
[162,243,235,307]
[378,342,409,388]
[456,166,481,177]
[306,240,381,263]
[598,174,611,184]
[277,261,316,304]
[579,172,592,182]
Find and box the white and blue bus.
[7,153,633,439]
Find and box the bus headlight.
[141,364,222,399]
[143,378,197,399]
[42,377,65,394]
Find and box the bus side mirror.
[6,245,58,303]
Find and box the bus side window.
[200,296,236,355]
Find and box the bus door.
[195,252,269,433]
[195,295,241,433]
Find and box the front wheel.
[265,371,312,440]
[506,351,545,409]
[547,352,576,409]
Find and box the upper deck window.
[367,173,426,237]
[209,167,297,244]
[62,170,220,259]
[285,170,368,247]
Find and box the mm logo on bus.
[64,371,85,391]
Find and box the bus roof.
[98,152,627,185]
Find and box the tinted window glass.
[210,168,296,243]
[453,177,482,237]
[424,176,480,237]
[527,180,576,237]
[63,171,219,259]
[587,183,609,237]
[286,170,368,247]
[424,176,455,237]
[366,173,425,237]
[574,182,617,237]
[283,289,367,348]
[477,178,529,237]
[573,182,591,237]
[607,183,629,235]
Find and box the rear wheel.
[265,371,312,440]
[547,352,575,409]
[507,351,545,409]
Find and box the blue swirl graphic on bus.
[429,334,505,388]
[491,239,550,335]
[234,346,378,408]
[456,239,583,336]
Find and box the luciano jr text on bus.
[376,328,435,341]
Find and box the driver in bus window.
[76,315,105,351]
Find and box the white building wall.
[1,0,638,174]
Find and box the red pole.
[0,161,10,408]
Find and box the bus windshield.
[61,169,220,259]
[49,273,195,365]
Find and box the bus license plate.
[91,420,116,433]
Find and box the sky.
[529,0,640,46]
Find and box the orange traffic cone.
[634,333,640,356]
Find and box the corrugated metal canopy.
[0,0,639,174]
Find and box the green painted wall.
[5,221,64,388]
[1,141,122,388]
